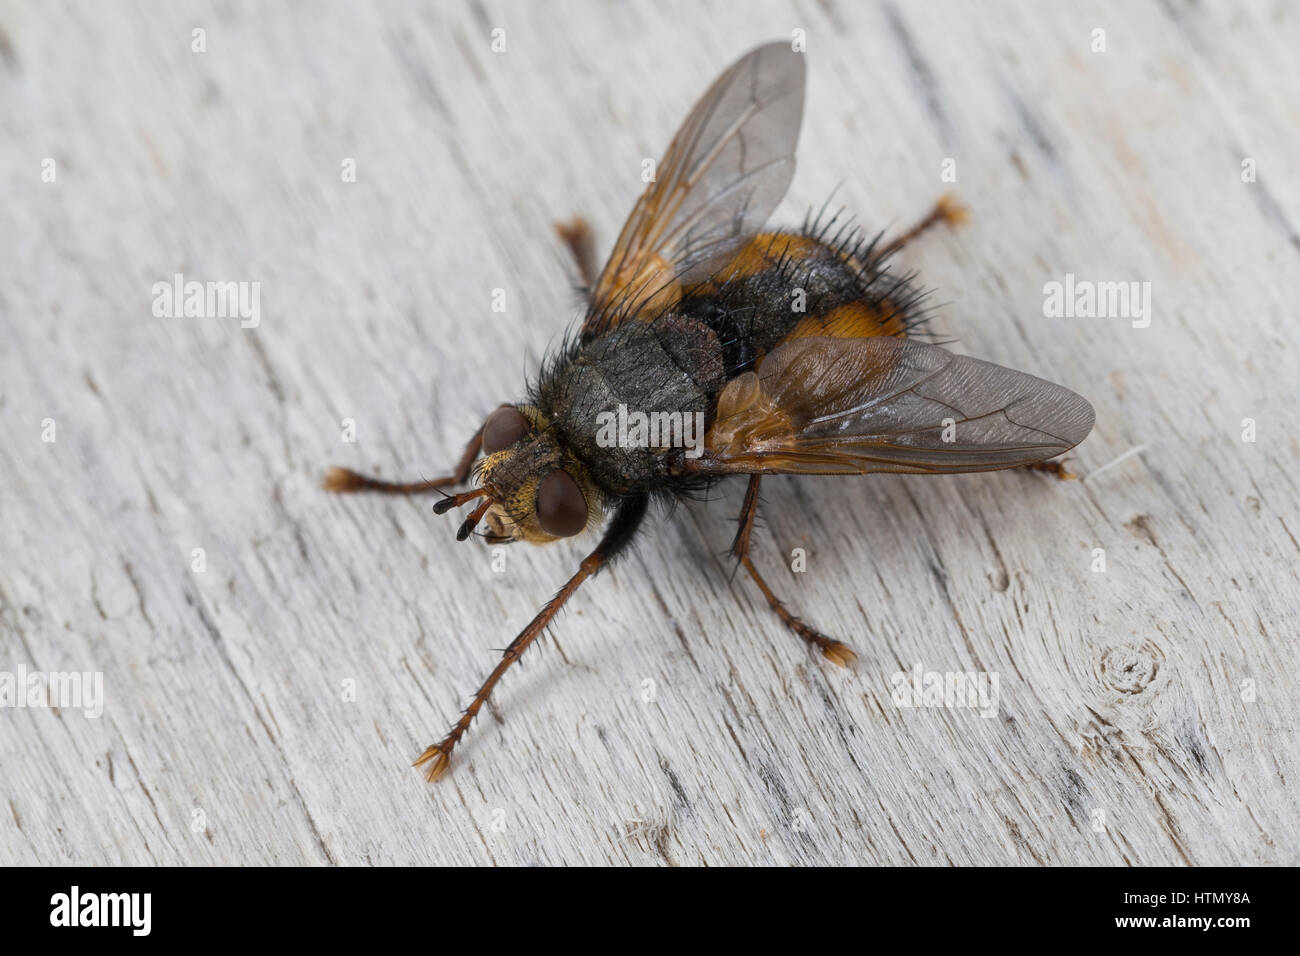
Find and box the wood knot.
[1098,642,1163,695]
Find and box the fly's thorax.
[475,406,603,544]
[537,317,725,494]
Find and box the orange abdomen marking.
[786,300,908,339]
[698,232,911,339]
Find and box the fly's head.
[438,405,602,544]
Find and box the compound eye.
[481,406,529,454]
[535,470,588,538]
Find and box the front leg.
[731,475,856,667]
[414,494,650,781]
[322,421,486,495]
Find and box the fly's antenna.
[432,488,494,542]
[433,488,487,515]
[455,498,494,541]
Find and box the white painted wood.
[2,0,1298,866]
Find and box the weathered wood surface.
[2,0,1298,866]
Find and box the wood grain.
[2,0,1297,866]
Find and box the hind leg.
[1021,459,1077,480]
[878,194,968,258]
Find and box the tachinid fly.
[324,42,1095,781]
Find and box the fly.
[324,42,1095,781]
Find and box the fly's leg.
[879,194,1069,485]
[415,495,649,781]
[731,476,856,667]
[555,215,598,292]
[322,422,485,494]
[1021,459,1077,480]
[878,194,968,259]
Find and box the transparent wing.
[583,42,805,340]
[694,335,1095,475]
